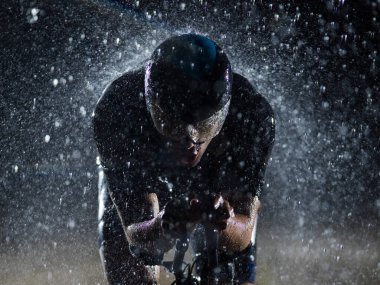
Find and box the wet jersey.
[93,67,275,224]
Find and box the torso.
[93,67,275,208]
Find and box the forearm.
[219,197,260,254]
[125,211,165,250]
[111,191,173,254]
[219,214,253,254]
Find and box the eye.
[193,139,205,146]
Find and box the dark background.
[0,0,379,284]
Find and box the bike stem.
[173,235,190,281]
[205,227,220,284]
[172,228,221,285]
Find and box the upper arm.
[93,70,156,226]
[225,74,275,206]
[103,168,157,228]
[93,74,141,169]
[246,94,275,197]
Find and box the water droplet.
[67,219,76,229]
[31,8,39,16]
[12,165,19,173]
[79,106,86,117]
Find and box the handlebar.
[169,228,221,285]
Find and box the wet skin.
[167,136,211,167]
[163,120,221,167]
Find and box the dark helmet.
[145,34,232,139]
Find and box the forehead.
[163,120,219,143]
[149,98,230,141]
[186,123,217,141]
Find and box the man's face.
[147,97,230,167]
[166,123,219,167]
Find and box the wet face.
[147,98,230,167]
[166,124,219,167]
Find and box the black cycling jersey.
[94,66,274,284]
[93,67,275,217]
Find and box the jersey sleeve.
[222,74,275,199]
[93,70,157,224]
[244,93,275,198]
[93,73,141,171]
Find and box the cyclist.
[93,34,275,284]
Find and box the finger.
[222,199,230,209]
[229,207,235,218]
[206,218,228,231]
[216,220,228,231]
[216,207,231,220]
[213,195,224,209]
[222,200,234,218]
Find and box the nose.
[187,141,199,155]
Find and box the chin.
[181,156,201,168]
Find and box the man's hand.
[210,195,235,230]
[161,197,196,240]
[161,193,235,242]
[190,194,234,230]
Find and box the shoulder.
[224,73,275,141]
[209,72,275,156]
[207,73,275,196]
[93,68,147,138]
[94,67,145,123]
[230,73,274,123]
[92,67,150,167]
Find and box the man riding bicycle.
[93,34,275,284]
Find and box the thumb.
[222,199,235,218]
